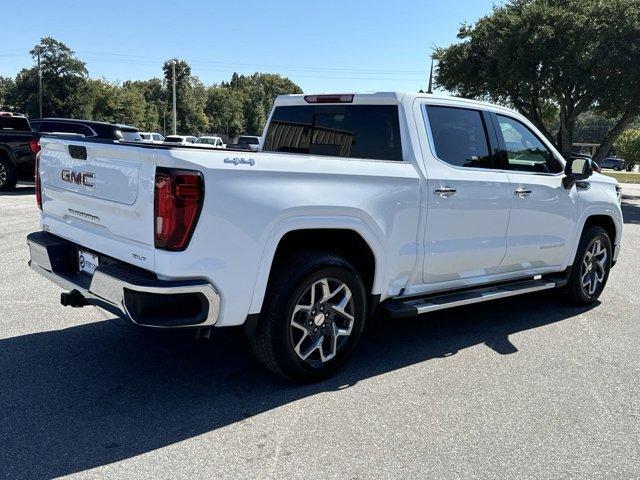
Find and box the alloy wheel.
[581,239,608,296]
[289,277,355,367]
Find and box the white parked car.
[28,92,623,382]
[138,132,165,144]
[164,135,197,145]
[193,136,226,148]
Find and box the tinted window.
[264,105,402,161]
[39,122,92,136]
[0,116,31,131]
[165,137,181,143]
[496,115,562,174]
[239,136,259,145]
[427,106,493,169]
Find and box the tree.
[162,59,208,134]
[434,0,640,162]
[9,37,90,118]
[225,72,303,135]
[0,77,16,109]
[205,86,244,138]
[614,129,640,171]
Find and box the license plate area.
[78,249,99,276]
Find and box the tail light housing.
[154,168,204,251]
[35,151,42,210]
[29,138,41,155]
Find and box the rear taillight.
[35,152,42,210]
[29,138,41,155]
[154,168,204,251]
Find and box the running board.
[383,278,560,319]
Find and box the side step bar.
[383,278,563,319]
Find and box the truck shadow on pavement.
[0,185,35,196]
[0,293,597,479]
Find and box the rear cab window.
[0,116,31,131]
[263,104,403,161]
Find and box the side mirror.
[563,157,594,189]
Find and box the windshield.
[165,137,182,143]
[238,136,259,145]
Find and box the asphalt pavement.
[1,184,639,479]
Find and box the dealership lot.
[1,185,639,479]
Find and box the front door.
[420,104,512,284]
[491,113,577,272]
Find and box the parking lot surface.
[1,184,639,479]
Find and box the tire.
[0,155,18,191]
[613,166,621,171]
[249,251,367,382]
[565,226,612,305]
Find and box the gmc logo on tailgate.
[61,169,95,188]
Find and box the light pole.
[37,46,43,117]
[171,60,177,135]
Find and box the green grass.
[601,171,640,184]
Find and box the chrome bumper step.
[383,278,561,319]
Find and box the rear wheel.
[0,156,18,191]
[565,226,612,305]
[249,252,367,382]
[613,166,621,171]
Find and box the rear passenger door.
[491,113,577,271]
[419,104,512,284]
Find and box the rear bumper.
[27,231,220,328]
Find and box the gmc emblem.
[61,169,95,188]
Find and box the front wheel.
[613,166,621,171]
[249,252,367,382]
[565,226,612,305]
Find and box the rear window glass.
[264,105,403,161]
[0,116,31,131]
[165,136,182,143]
[239,136,259,145]
[427,106,493,169]
[38,122,93,136]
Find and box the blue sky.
[1,0,497,93]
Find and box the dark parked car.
[0,112,40,191]
[30,118,143,142]
[597,157,626,171]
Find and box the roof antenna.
[427,57,434,94]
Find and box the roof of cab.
[273,92,516,115]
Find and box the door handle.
[514,188,532,198]
[434,186,457,198]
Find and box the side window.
[426,106,493,169]
[264,105,403,161]
[496,115,562,174]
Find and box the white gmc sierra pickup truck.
[27,92,623,381]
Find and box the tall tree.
[162,59,209,134]
[0,77,16,109]
[205,86,244,138]
[9,37,90,118]
[224,72,303,135]
[434,0,640,162]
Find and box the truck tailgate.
[38,137,157,271]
